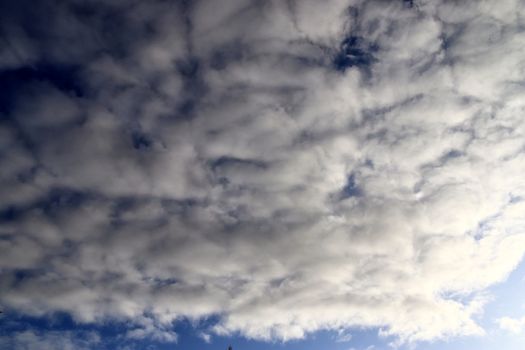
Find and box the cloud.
[497,316,525,334]
[198,331,212,344]
[335,329,353,342]
[0,330,100,350]
[1,0,525,347]
[348,346,374,350]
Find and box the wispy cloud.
[0,330,100,350]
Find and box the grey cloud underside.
[1,0,525,345]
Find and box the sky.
[1,0,525,349]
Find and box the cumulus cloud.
[1,0,525,346]
[497,316,525,334]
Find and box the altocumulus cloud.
[1,0,525,346]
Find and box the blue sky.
[1,0,525,349]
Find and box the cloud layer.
[1,0,525,345]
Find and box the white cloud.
[497,316,525,334]
[336,329,353,342]
[348,346,375,350]
[198,331,212,343]
[1,0,525,346]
